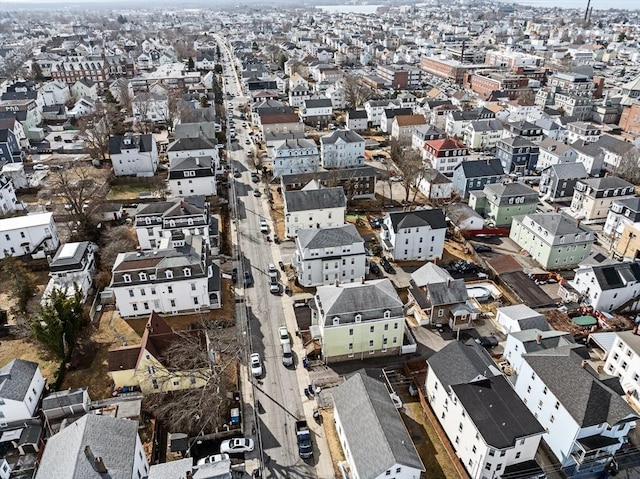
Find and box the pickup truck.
[295,420,313,458]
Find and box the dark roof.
[427,340,497,391]
[298,224,363,250]
[0,359,39,402]
[347,109,368,119]
[548,162,588,179]
[109,134,154,154]
[304,98,333,108]
[281,166,378,186]
[42,387,88,410]
[593,262,640,291]
[167,136,216,152]
[49,242,91,273]
[284,186,346,212]
[426,279,468,306]
[501,271,555,308]
[452,376,545,449]
[387,209,447,232]
[456,159,505,178]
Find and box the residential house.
[0,212,59,260]
[148,459,231,479]
[469,182,538,227]
[495,136,539,174]
[281,167,378,200]
[380,107,413,134]
[272,138,320,178]
[312,279,406,363]
[445,203,485,231]
[257,111,304,139]
[319,129,365,170]
[1,162,28,190]
[299,98,333,128]
[463,119,504,151]
[0,359,45,424]
[571,140,605,176]
[570,177,636,224]
[108,311,211,393]
[568,261,640,313]
[0,128,23,164]
[364,99,400,127]
[109,235,221,318]
[604,198,640,245]
[134,198,215,251]
[109,134,158,177]
[66,97,95,119]
[346,109,368,131]
[496,304,550,334]
[93,202,124,223]
[510,213,595,270]
[415,169,453,201]
[565,121,602,144]
[42,104,67,124]
[445,108,495,138]
[423,138,470,175]
[283,183,346,238]
[412,124,446,155]
[539,163,588,202]
[35,414,149,479]
[512,349,638,477]
[293,224,365,287]
[426,341,546,479]
[71,78,99,101]
[603,331,640,410]
[166,136,219,172]
[0,173,19,215]
[379,209,447,261]
[43,241,97,304]
[536,138,578,171]
[502,120,544,142]
[390,115,427,143]
[408,262,479,328]
[132,92,169,124]
[597,135,636,172]
[332,373,425,479]
[39,80,71,106]
[168,156,217,197]
[41,387,91,423]
[451,159,506,199]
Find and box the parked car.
[231,268,238,284]
[233,168,241,178]
[278,326,290,346]
[380,257,396,274]
[473,244,493,253]
[390,175,403,182]
[249,354,262,378]
[53,135,62,141]
[243,270,253,287]
[475,336,499,348]
[369,262,381,277]
[33,164,49,170]
[269,276,280,294]
[253,189,260,197]
[220,437,255,454]
[260,220,268,233]
[251,172,259,183]
[197,453,229,465]
[369,217,382,229]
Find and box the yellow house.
[108,311,210,394]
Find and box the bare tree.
[78,102,112,161]
[117,82,133,115]
[132,93,153,134]
[614,147,640,185]
[393,146,423,203]
[143,320,244,435]
[94,225,138,290]
[343,75,374,109]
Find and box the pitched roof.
[42,387,88,410]
[592,261,640,291]
[547,162,588,179]
[456,159,505,178]
[515,212,593,237]
[579,176,634,191]
[284,186,346,212]
[426,279,468,306]
[297,224,363,250]
[387,209,447,232]
[166,136,216,152]
[320,129,365,145]
[427,340,498,391]
[394,114,427,127]
[0,359,39,402]
[411,262,452,288]
[484,182,537,198]
[35,414,140,479]
[332,373,425,478]
[452,376,545,449]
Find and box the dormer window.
[139,272,147,281]
[355,314,362,323]
[166,270,173,279]
[184,268,191,277]
[123,274,131,283]
[169,220,176,227]
[188,218,194,226]
[145,217,152,225]
[384,310,391,319]
[332,316,340,326]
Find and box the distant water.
[506,0,639,10]
[316,5,384,14]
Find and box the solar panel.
[601,267,623,288]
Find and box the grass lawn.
[106,184,156,201]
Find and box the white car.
[278,326,290,346]
[260,220,268,233]
[268,263,277,279]
[220,437,255,454]
[250,353,262,377]
[33,164,49,170]
[197,453,229,465]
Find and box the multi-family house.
[364,99,400,127]
[495,136,539,174]
[166,136,219,171]
[312,278,405,363]
[451,158,506,199]
[565,121,602,144]
[426,341,546,479]
[0,212,59,260]
[536,138,578,171]
[496,304,550,334]
[0,128,23,164]
[380,107,413,133]
[469,182,538,227]
[109,134,158,177]
[570,177,636,224]
[502,120,544,142]
[510,213,595,270]
[346,109,368,131]
[604,198,640,245]
[512,349,638,478]
[272,138,320,178]
[423,138,470,175]
[43,241,98,304]
[445,108,495,138]
[108,311,211,393]
[0,173,19,215]
[109,234,221,318]
[568,261,640,313]
[0,359,45,424]
[408,262,479,328]
[168,156,216,197]
[283,183,346,238]
[379,209,447,261]
[320,130,365,169]
[412,124,446,154]
[597,135,636,172]
[281,167,378,200]
[390,114,427,143]
[463,119,504,151]
[35,414,149,479]
[332,373,425,479]
[293,224,365,287]
[539,163,588,202]
[257,110,304,138]
[132,92,169,124]
[299,98,333,128]
[39,80,71,106]
[603,331,640,410]
[71,78,99,101]
[571,140,605,176]
[415,169,453,201]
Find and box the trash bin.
[231,407,240,425]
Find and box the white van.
[282,342,293,367]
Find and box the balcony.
[571,435,620,465]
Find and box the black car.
[251,173,259,183]
[369,217,382,229]
[369,262,381,277]
[380,258,396,274]
[231,268,238,284]
[473,244,493,253]
[243,271,252,287]
[475,336,499,348]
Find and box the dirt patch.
[320,409,346,478]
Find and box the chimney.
[446,277,451,287]
[576,219,581,228]
[94,457,108,474]
[84,445,93,460]
[195,157,200,167]
[334,279,340,287]
[536,334,542,344]
[581,360,588,368]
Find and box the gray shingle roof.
[514,212,593,236]
[0,359,39,402]
[426,279,468,306]
[297,224,363,250]
[524,351,638,427]
[42,387,88,410]
[167,136,216,152]
[592,261,640,291]
[547,162,588,179]
[320,129,365,145]
[332,373,425,478]
[35,414,140,479]
[484,182,538,198]
[427,340,498,391]
[284,186,346,212]
[49,242,91,273]
[579,176,634,191]
[387,209,447,232]
[456,159,505,178]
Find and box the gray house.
[539,162,588,202]
[451,158,506,199]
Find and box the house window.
[193,297,199,305]
[168,286,173,294]
[485,463,492,470]
[123,274,131,283]
[369,340,374,347]
[129,290,134,297]
[500,450,506,457]
[489,449,495,457]
[132,303,138,312]
[349,328,353,336]
[348,343,353,350]
[472,445,477,454]
[166,270,173,279]
[152,379,159,389]
[140,289,146,296]
[184,268,191,277]
[170,299,176,308]
[370,326,375,333]
[139,272,147,281]
[516,451,521,459]
[555,401,560,409]
[191,283,197,291]
[550,415,555,423]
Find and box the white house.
[463,119,504,151]
[109,134,158,177]
[513,350,638,477]
[364,99,400,127]
[168,156,217,198]
[39,80,71,106]
[496,304,550,334]
[332,373,425,479]
[603,197,640,244]
[346,109,368,131]
[109,235,221,318]
[320,129,365,169]
[132,92,170,124]
[379,209,447,261]
[0,212,59,260]
[0,359,46,424]
[272,138,320,178]
[426,341,546,479]
[415,169,453,201]
[283,183,346,238]
[604,331,640,410]
[0,173,20,215]
[35,414,149,479]
[568,261,640,312]
[536,138,577,171]
[293,224,365,287]
[166,137,219,171]
[71,78,99,101]
[299,98,333,128]
[43,241,98,304]
[66,97,95,119]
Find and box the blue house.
[0,128,22,166]
[451,158,506,199]
[496,137,539,174]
